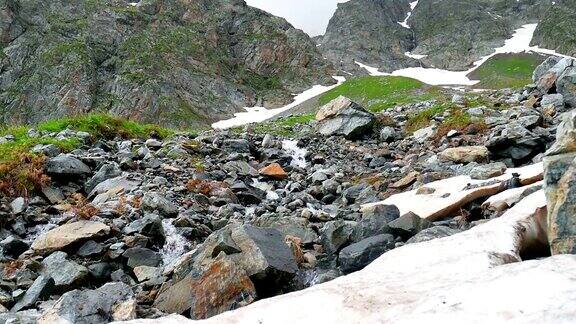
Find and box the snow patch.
[404,51,427,60]
[398,0,419,29]
[212,76,345,129]
[357,23,576,86]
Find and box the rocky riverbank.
[0,57,575,323]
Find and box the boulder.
[439,146,488,163]
[0,235,29,258]
[406,226,460,244]
[557,66,576,107]
[38,283,136,323]
[544,152,576,254]
[413,125,436,143]
[155,224,297,318]
[315,96,375,139]
[222,139,251,154]
[387,212,432,240]
[353,204,399,241]
[124,213,165,245]
[10,197,26,214]
[320,220,357,254]
[338,234,395,273]
[41,252,88,290]
[31,221,110,255]
[154,256,256,319]
[253,216,318,245]
[469,162,507,180]
[84,163,122,194]
[45,155,91,177]
[11,276,54,312]
[258,163,288,180]
[142,192,178,217]
[122,247,162,268]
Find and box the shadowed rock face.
[0,0,334,128]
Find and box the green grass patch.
[318,76,446,112]
[469,53,545,89]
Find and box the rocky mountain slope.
[320,0,569,74]
[0,0,334,128]
[532,0,576,57]
[0,56,575,322]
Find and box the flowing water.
[282,140,308,168]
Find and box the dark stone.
[122,247,161,268]
[11,276,54,312]
[338,234,395,273]
[387,212,433,240]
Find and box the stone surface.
[316,96,376,139]
[41,251,89,290]
[387,212,432,240]
[11,276,54,312]
[470,162,507,180]
[45,155,91,177]
[439,146,489,163]
[258,163,288,180]
[38,283,136,323]
[338,234,395,273]
[31,221,110,255]
[142,192,178,217]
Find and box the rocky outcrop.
[0,0,334,127]
[318,0,416,74]
[315,96,375,139]
[532,0,576,57]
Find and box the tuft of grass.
[36,114,174,139]
[405,103,450,133]
[0,114,175,196]
[469,53,545,89]
[318,76,446,112]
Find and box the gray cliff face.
[320,0,563,73]
[532,0,576,57]
[0,0,334,128]
[318,0,416,75]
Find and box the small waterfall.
[282,140,307,168]
[160,219,190,268]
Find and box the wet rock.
[122,247,162,268]
[406,226,461,244]
[142,192,178,217]
[259,163,288,180]
[154,256,256,319]
[439,146,488,163]
[222,139,251,154]
[387,212,432,240]
[316,96,375,139]
[339,234,395,273]
[38,283,136,323]
[124,213,165,245]
[76,240,104,257]
[84,163,122,194]
[11,276,54,312]
[31,221,111,255]
[10,197,27,214]
[0,236,29,259]
[45,155,91,178]
[320,220,357,254]
[470,162,507,180]
[41,252,88,290]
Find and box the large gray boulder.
[155,224,298,319]
[316,96,375,139]
[41,252,89,290]
[338,234,395,274]
[45,155,91,178]
[38,283,136,323]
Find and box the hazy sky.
[245,0,350,37]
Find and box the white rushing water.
[160,219,190,268]
[212,76,346,129]
[282,139,308,168]
[357,23,576,86]
[252,179,280,200]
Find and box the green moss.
[471,53,544,89]
[405,103,450,133]
[240,70,282,91]
[41,40,90,67]
[318,76,446,112]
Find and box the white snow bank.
[398,0,419,29]
[117,190,573,324]
[483,180,543,210]
[404,51,427,60]
[212,77,345,129]
[358,23,576,86]
[362,163,543,221]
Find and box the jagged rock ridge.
[0,0,334,127]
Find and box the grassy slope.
[469,53,546,89]
[318,76,446,112]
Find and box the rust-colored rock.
[259,163,288,180]
[154,256,256,319]
[390,171,419,189]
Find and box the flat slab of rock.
[439,146,488,163]
[258,163,288,180]
[31,221,110,255]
